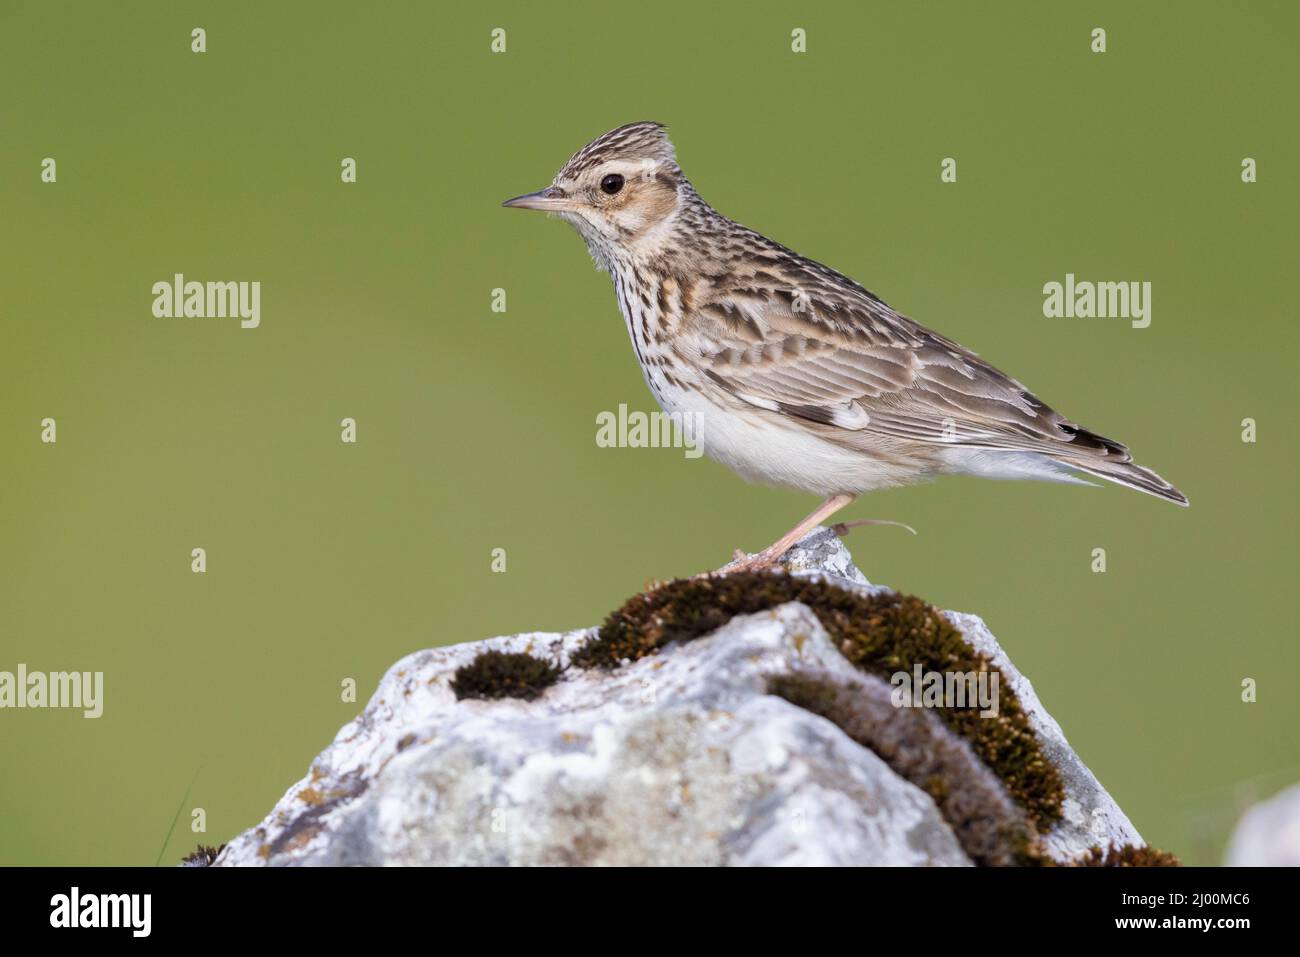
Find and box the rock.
[215,526,1141,867]
[1224,782,1300,866]
[942,609,1141,858]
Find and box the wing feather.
[688,268,1133,465]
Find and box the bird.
[502,121,1187,572]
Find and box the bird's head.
[502,121,687,268]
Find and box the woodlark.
[503,122,1187,572]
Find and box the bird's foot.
[715,545,787,576]
[686,547,781,580]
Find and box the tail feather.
[1059,456,1189,506]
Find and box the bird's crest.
[556,121,679,181]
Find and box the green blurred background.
[1,1,1296,866]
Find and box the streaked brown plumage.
[504,122,1186,570]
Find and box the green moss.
[573,572,1064,829]
[769,672,1046,866]
[451,650,562,702]
[1072,844,1181,867]
[180,843,225,866]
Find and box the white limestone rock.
[215,527,1139,867]
[1224,781,1300,866]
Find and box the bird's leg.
[721,493,856,574]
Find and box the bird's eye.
[600,173,625,195]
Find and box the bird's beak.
[501,187,571,212]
